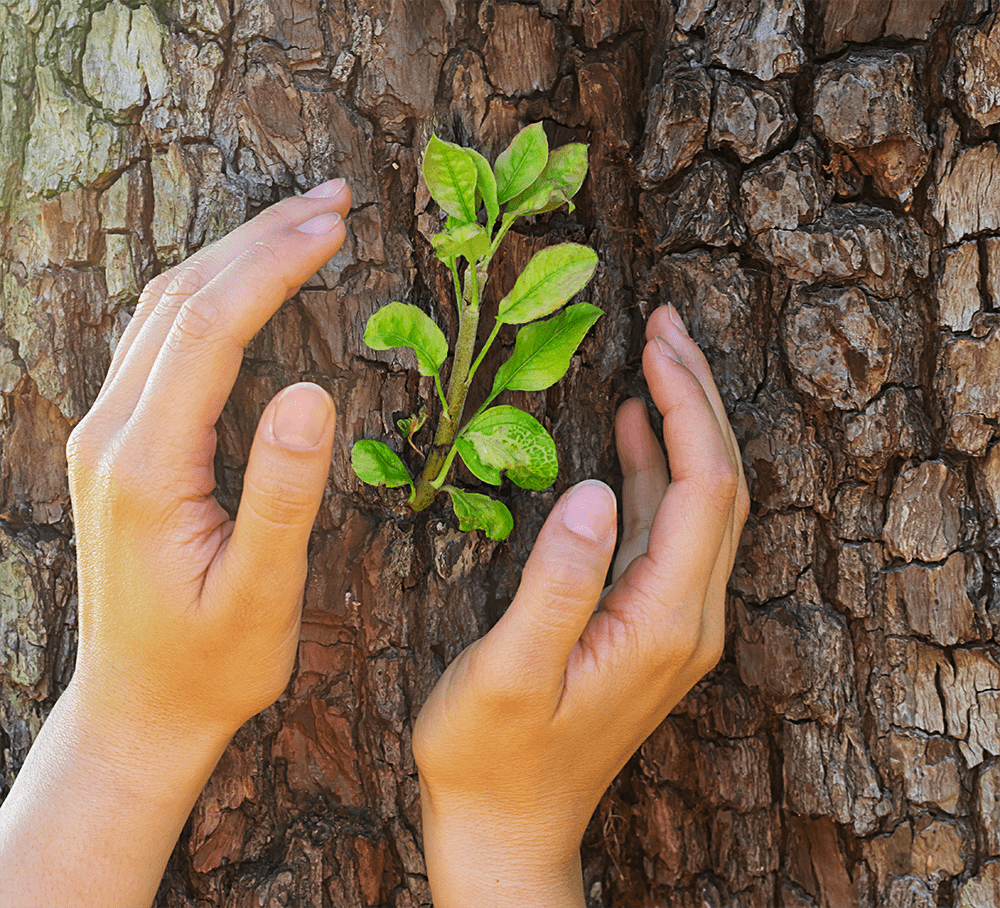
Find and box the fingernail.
[303,177,347,199]
[654,335,683,364]
[562,480,617,543]
[272,383,332,450]
[667,304,689,336]
[295,212,343,235]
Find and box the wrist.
[57,676,235,808]
[0,680,233,907]
[38,679,232,836]
[420,787,586,908]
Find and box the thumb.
[223,382,335,602]
[486,480,618,682]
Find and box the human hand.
[67,178,350,740]
[0,178,350,908]
[413,304,750,907]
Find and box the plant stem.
[430,445,461,488]
[467,320,502,387]
[409,264,482,511]
[409,214,520,511]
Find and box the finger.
[96,179,351,422]
[90,272,176,411]
[130,210,348,468]
[647,306,750,534]
[479,481,618,694]
[605,336,738,638]
[218,382,336,622]
[645,305,737,466]
[612,398,667,583]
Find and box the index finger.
[99,180,351,401]
[646,304,739,469]
[129,209,347,467]
[604,334,739,633]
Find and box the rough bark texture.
[3,1,1000,905]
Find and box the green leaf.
[364,302,449,377]
[489,303,603,402]
[456,436,503,485]
[445,486,513,540]
[458,405,557,491]
[422,135,478,224]
[494,123,548,205]
[397,405,428,440]
[351,440,413,489]
[507,143,589,217]
[431,223,491,264]
[468,147,499,231]
[497,243,598,325]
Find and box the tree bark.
[2,0,1000,905]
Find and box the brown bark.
[4,0,1000,905]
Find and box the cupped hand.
[67,178,351,739]
[0,179,351,908]
[413,304,750,907]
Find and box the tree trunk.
[3,0,1000,904]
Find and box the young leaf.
[494,123,548,204]
[489,302,603,403]
[431,223,491,264]
[506,144,589,217]
[458,405,557,491]
[497,243,598,325]
[445,486,513,540]
[397,405,428,455]
[422,135,478,224]
[352,440,413,489]
[364,301,449,377]
[468,147,499,231]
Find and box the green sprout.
[350,123,601,541]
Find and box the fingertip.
[294,211,344,236]
[645,304,673,341]
[270,382,335,451]
[615,397,666,479]
[614,397,648,452]
[559,479,617,545]
[642,332,692,382]
[646,303,693,347]
[302,177,349,202]
[615,396,647,424]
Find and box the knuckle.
[67,419,170,519]
[692,623,724,677]
[242,239,284,275]
[735,481,751,529]
[246,472,312,528]
[136,270,174,311]
[70,442,151,521]
[162,258,212,304]
[258,202,296,232]
[640,597,704,669]
[700,458,741,514]
[100,439,152,503]
[66,419,99,479]
[667,614,704,663]
[478,667,545,719]
[536,560,598,611]
[169,295,226,348]
[239,239,295,298]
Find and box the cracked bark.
[4,1,1000,906]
